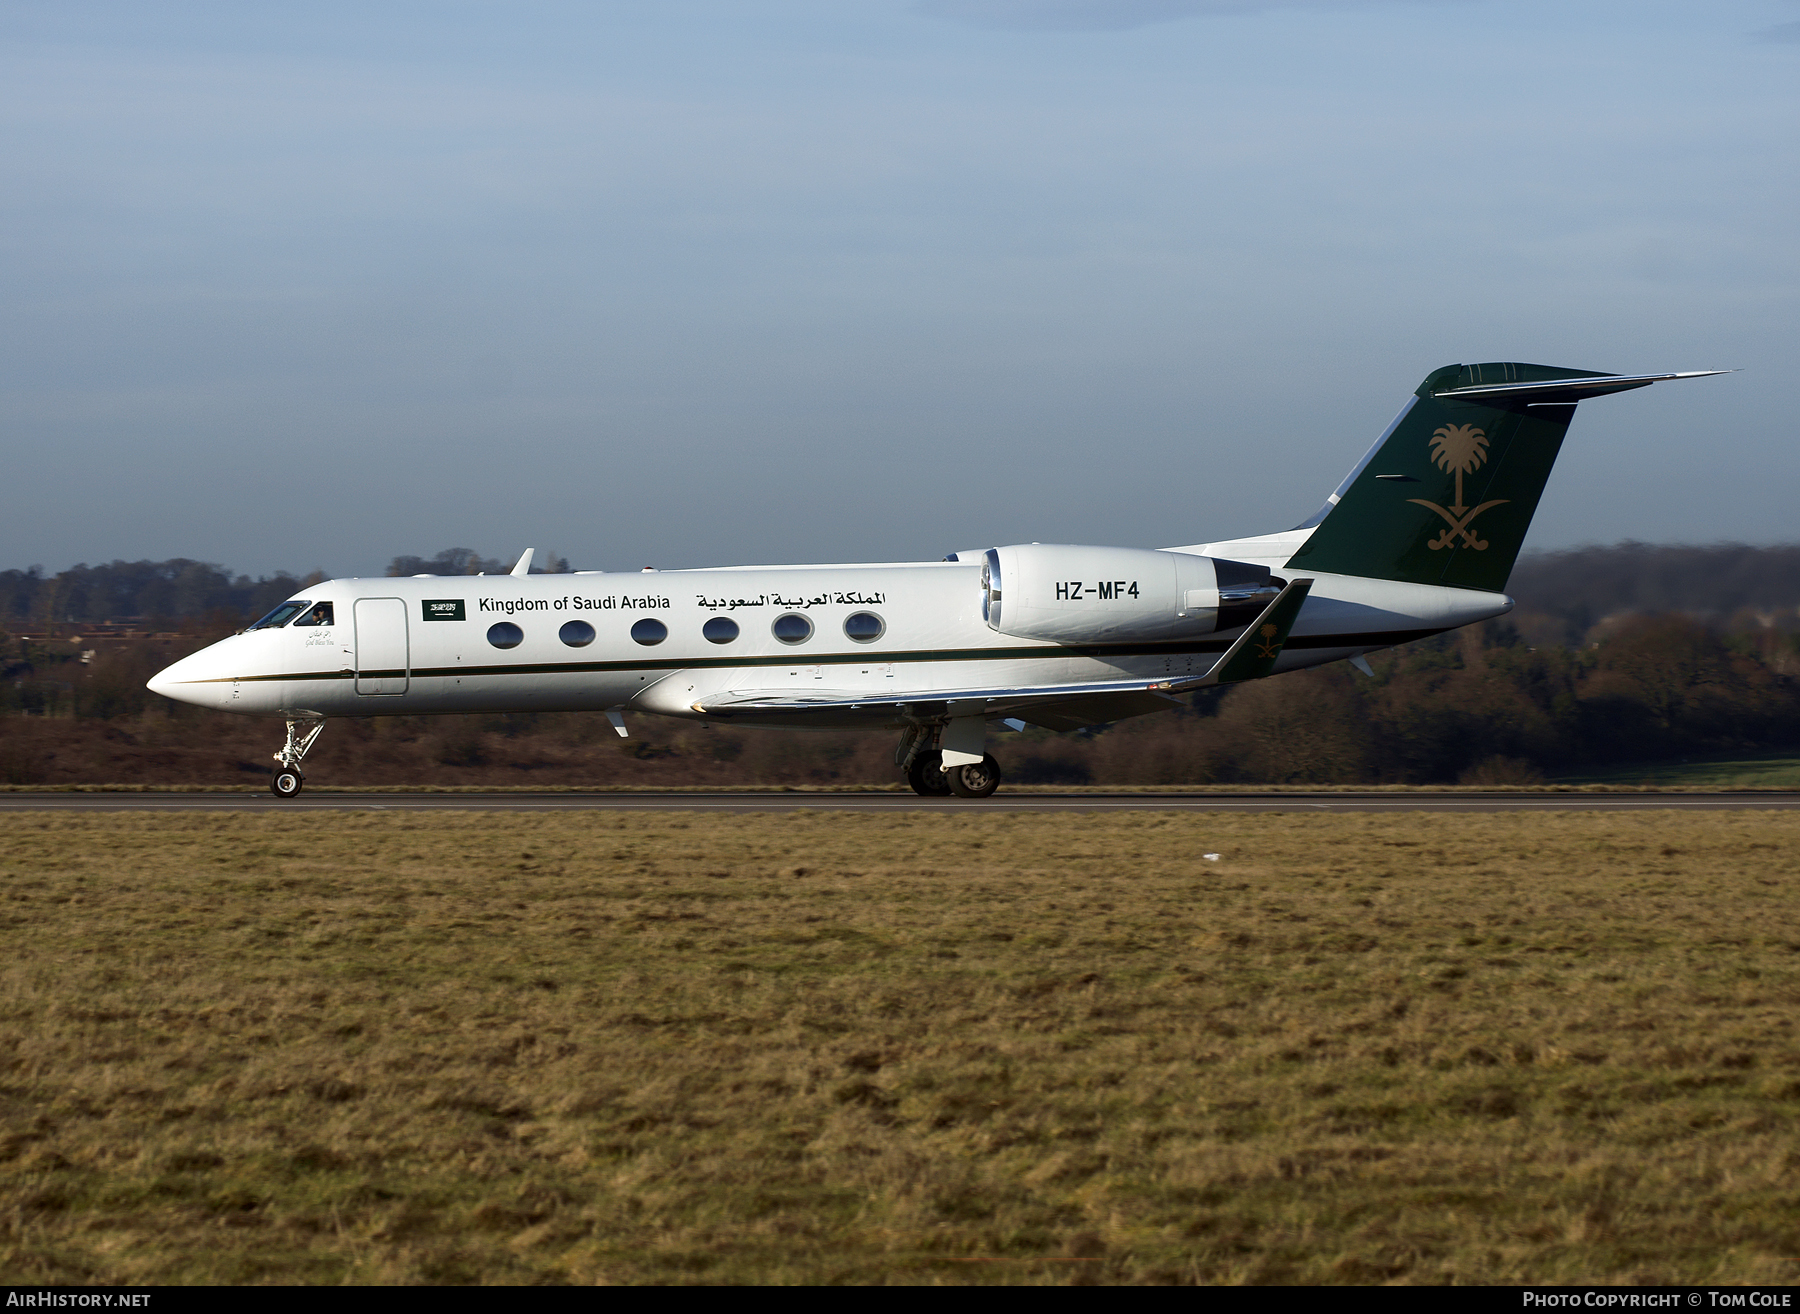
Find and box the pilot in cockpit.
[295,602,334,627]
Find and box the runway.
[4,790,1800,813]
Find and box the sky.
[2,0,1796,579]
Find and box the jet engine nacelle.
[980,544,1283,643]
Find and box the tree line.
[1000,614,1800,785]
[0,560,320,629]
[1506,542,1800,643]
[0,548,577,627]
[384,549,571,578]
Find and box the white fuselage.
[147,542,1511,728]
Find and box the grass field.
[1,810,1797,1285]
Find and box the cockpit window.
[295,602,334,627]
[247,601,310,631]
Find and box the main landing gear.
[946,752,1002,799]
[270,717,326,799]
[897,726,1002,799]
[906,749,952,797]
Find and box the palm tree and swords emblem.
[1407,423,1509,550]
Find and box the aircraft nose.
[147,650,214,708]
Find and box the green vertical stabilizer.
[1285,362,1647,593]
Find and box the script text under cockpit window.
[248,601,310,631]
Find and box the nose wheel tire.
[946,753,1002,799]
[271,767,304,799]
[906,749,954,797]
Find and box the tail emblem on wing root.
[1408,423,1509,550]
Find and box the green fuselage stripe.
[188,628,1445,685]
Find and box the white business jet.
[148,362,1724,798]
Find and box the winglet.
[510,549,535,578]
[1178,578,1313,689]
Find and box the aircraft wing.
[693,677,1188,728]
[692,579,1315,729]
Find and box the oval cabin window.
[844,612,885,643]
[772,613,813,645]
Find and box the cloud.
[1754,20,1800,42]
[912,0,1453,31]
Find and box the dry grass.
[1,810,1797,1285]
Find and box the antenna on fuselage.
[510,549,535,577]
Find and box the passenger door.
[354,598,410,695]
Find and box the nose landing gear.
[270,717,326,799]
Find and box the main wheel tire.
[947,753,1002,799]
[906,748,953,797]
[271,767,304,799]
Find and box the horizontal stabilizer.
[1432,369,1731,404]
